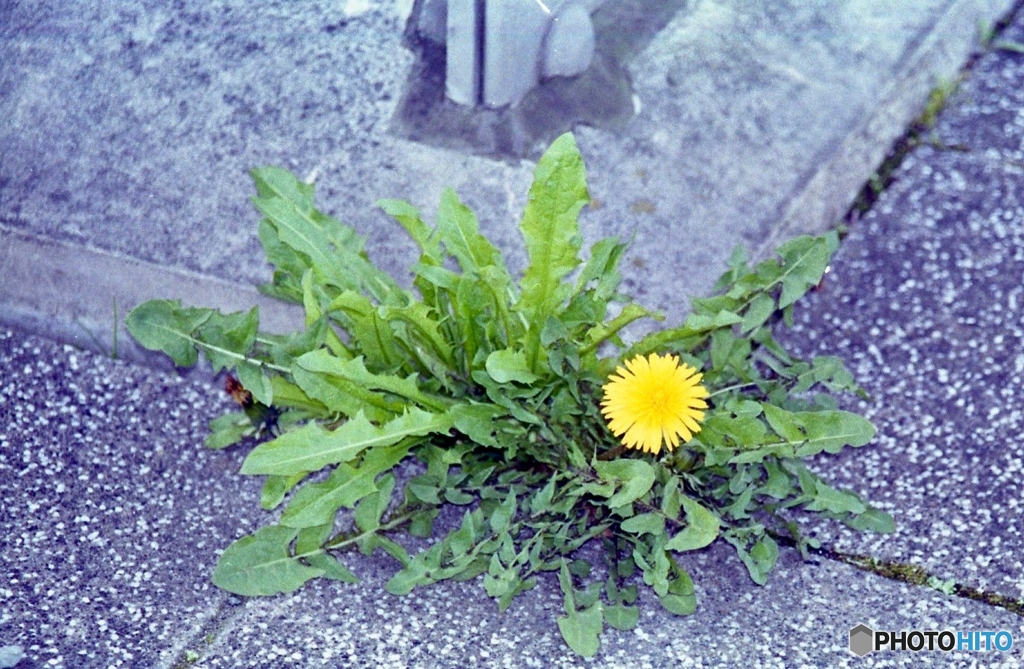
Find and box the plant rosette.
[126,133,892,657]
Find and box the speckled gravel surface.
[0,330,264,668]
[776,16,1024,605]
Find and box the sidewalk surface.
[4,0,1024,667]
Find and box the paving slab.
[1,0,1018,358]
[2,328,1021,669]
[773,13,1024,603]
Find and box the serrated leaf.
[435,188,509,278]
[741,293,775,332]
[125,300,213,367]
[659,562,697,615]
[280,442,411,528]
[794,410,875,455]
[806,481,867,514]
[593,459,656,508]
[665,496,720,552]
[728,534,779,586]
[212,525,323,596]
[517,133,588,372]
[762,404,806,442]
[451,403,505,447]
[490,491,517,534]
[603,604,639,630]
[195,307,260,374]
[241,408,452,476]
[205,413,251,450]
[260,472,307,510]
[557,561,602,657]
[620,512,664,536]
[844,507,896,533]
[251,169,397,302]
[777,235,830,309]
[354,473,396,533]
[485,349,540,384]
[296,349,440,410]
[305,553,359,583]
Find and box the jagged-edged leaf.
[844,507,896,533]
[280,442,411,528]
[124,300,213,367]
[665,496,720,552]
[435,188,510,279]
[603,604,639,630]
[593,459,655,508]
[296,349,441,410]
[251,167,397,302]
[195,307,260,373]
[212,525,323,596]
[517,133,588,371]
[557,561,602,657]
[205,413,251,450]
[260,472,307,510]
[776,235,830,308]
[379,198,443,263]
[241,408,453,476]
[354,473,396,533]
[620,512,664,536]
[451,403,506,447]
[325,291,406,372]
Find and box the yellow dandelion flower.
[600,352,709,455]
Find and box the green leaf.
[659,562,697,615]
[296,349,443,411]
[435,188,509,278]
[776,235,830,309]
[280,442,411,528]
[806,481,867,515]
[593,459,656,508]
[251,168,397,302]
[241,408,452,476]
[620,512,664,536]
[603,604,639,631]
[124,300,212,367]
[212,525,324,596]
[665,496,720,552]
[451,403,505,447]
[557,561,602,657]
[489,491,517,534]
[260,472,307,510]
[195,307,260,374]
[305,553,359,584]
[844,507,896,533]
[354,473,396,533]
[741,293,775,333]
[205,413,251,450]
[794,410,875,455]
[728,534,779,585]
[485,349,540,384]
[517,133,588,372]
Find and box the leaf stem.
[707,382,758,398]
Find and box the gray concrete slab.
[773,19,1024,602]
[1,0,1018,358]
[3,328,1020,669]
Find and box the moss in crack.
[845,77,965,222]
[814,545,1023,617]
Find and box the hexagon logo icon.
[849,624,874,657]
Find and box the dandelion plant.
[126,133,891,657]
